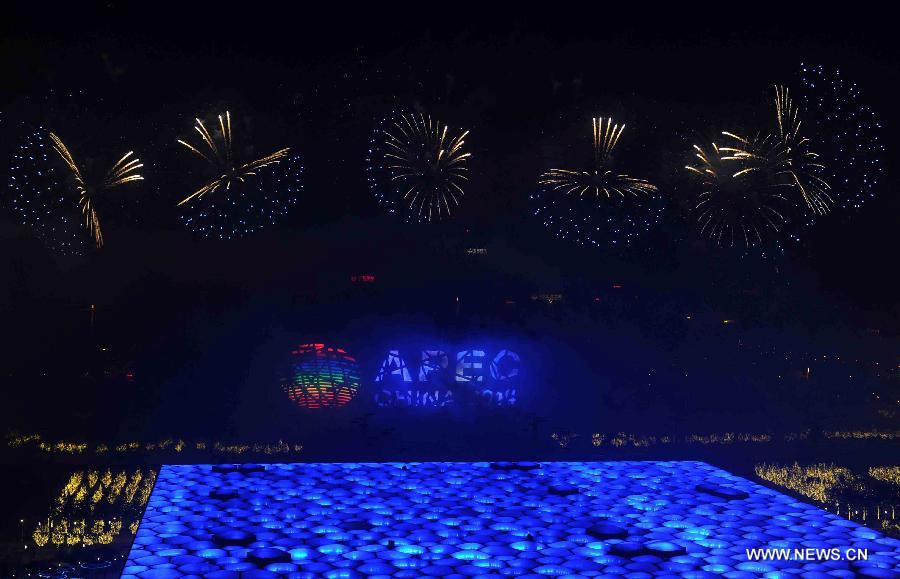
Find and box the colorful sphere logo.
[282,343,361,409]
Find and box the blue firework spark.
[531,117,664,247]
[798,64,884,211]
[176,111,302,239]
[179,153,303,240]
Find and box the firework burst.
[9,128,143,252]
[798,64,884,211]
[770,86,832,214]
[177,111,290,207]
[684,85,831,251]
[48,132,143,247]
[539,118,658,199]
[176,111,301,239]
[532,117,663,247]
[367,110,471,222]
[685,135,796,249]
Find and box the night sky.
[2,6,898,353]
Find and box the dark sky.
[1,5,898,333]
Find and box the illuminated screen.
[373,347,521,408]
[282,343,361,409]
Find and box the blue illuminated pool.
[124,461,900,577]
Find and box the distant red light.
[612,284,623,289]
[351,274,376,283]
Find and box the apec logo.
[372,348,521,408]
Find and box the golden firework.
[685,135,791,247]
[771,85,832,214]
[48,133,143,248]
[539,118,657,198]
[176,111,290,206]
[377,111,471,221]
[684,86,832,248]
[704,87,831,215]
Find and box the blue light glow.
[124,461,900,577]
[371,347,522,408]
